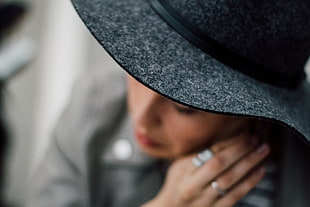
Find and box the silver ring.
[211,181,226,196]
[192,149,214,167]
[192,157,203,167]
[198,149,214,162]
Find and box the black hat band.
[148,0,306,89]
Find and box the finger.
[177,134,260,201]
[211,132,251,153]
[187,142,268,207]
[188,134,261,190]
[189,165,266,207]
[212,166,266,207]
[214,142,270,191]
[189,181,221,207]
[187,132,254,171]
[186,132,255,172]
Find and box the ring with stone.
[192,148,214,167]
[211,181,226,196]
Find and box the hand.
[142,133,270,207]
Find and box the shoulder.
[52,66,128,173]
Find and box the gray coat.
[25,68,310,207]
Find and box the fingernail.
[256,143,269,154]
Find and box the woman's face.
[127,76,248,160]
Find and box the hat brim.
[71,0,310,144]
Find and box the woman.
[26,0,310,206]
[128,76,273,207]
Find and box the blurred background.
[1,0,117,206]
[0,0,310,206]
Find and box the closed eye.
[172,103,197,115]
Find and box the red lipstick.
[134,129,160,148]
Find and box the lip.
[134,129,161,148]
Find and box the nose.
[135,89,165,128]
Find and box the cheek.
[162,113,238,156]
[163,118,215,155]
[127,80,143,112]
[127,92,136,113]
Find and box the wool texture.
[71,0,310,144]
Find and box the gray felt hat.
[71,0,310,145]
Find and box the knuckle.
[220,172,235,188]
[244,176,259,189]
[179,184,196,202]
[234,181,255,198]
[211,144,222,153]
[229,190,244,202]
[209,155,225,170]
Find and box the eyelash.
[173,104,197,115]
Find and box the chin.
[139,147,171,159]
